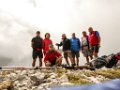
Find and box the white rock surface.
[0,68,119,90]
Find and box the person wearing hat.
[44,44,62,67]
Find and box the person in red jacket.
[44,44,62,67]
[88,27,101,58]
[43,33,53,55]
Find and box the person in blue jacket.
[70,33,81,66]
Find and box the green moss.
[66,74,92,85]
[96,69,120,79]
[56,69,67,77]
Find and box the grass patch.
[56,69,67,77]
[66,74,92,85]
[96,69,120,79]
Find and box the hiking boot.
[76,64,79,67]
[72,63,76,67]
[32,63,35,68]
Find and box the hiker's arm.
[45,61,51,66]
[56,56,62,65]
[31,42,34,48]
[56,41,63,47]
[31,38,34,49]
[98,36,101,46]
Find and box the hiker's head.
[36,31,40,37]
[88,27,93,33]
[49,44,55,51]
[45,33,50,39]
[62,34,66,40]
[82,31,87,36]
[72,33,76,38]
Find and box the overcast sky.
[0,0,120,66]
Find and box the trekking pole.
[0,67,2,70]
[58,46,60,50]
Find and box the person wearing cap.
[44,44,62,67]
[31,31,44,67]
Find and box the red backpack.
[115,52,120,60]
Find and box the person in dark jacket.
[56,34,75,67]
[70,33,81,66]
[31,31,43,67]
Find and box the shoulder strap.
[94,31,99,37]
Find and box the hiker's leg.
[68,51,75,66]
[32,58,36,67]
[64,52,70,66]
[71,51,76,65]
[32,51,37,67]
[90,55,93,60]
[86,56,89,63]
[94,45,99,58]
[76,57,79,66]
[76,51,80,66]
[88,49,93,60]
[38,51,43,67]
[69,54,75,66]
[94,52,98,58]
[56,57,62,66]
[91,46,96,58]
[39,58,42,67]
[72,57,76,66]
[73,57,75,65]
[70,57,74,64]
[69,57,75,67]
[65,57,70,66]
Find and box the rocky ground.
[0,68,120,90]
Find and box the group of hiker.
[31,27,101,67]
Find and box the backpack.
[90,54,119,69]
[105,54,118,68]
[90,55,107,69]
[115,52,120,60]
